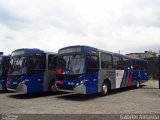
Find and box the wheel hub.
[103,84,108,94]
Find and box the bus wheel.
[101,81,110,96]
[48,81,56,94]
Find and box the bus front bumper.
[7,84,17,92]
[56,84,86,94]
[7,83,27,93]
[16,83,27,94]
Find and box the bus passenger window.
[113,56,123,70]
[101,53,112,69]
[48,55,56,70]
[87,52,99,74]
[122,58,130,69]
[29,54,46,75]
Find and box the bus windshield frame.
[10,50,27,76]
[57,47,85,75]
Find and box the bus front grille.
[7,84,17,90]
[57,84,74,91]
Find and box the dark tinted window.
[101,53,112,69]
[122,58,130,69]
[113,56,123,69]
[144,62,147,70]
[130,60,136,69]
[87,51,99,74]
[136,60,140,70]
[29,53,46,75]
[139,61,147,70]
[130,60,147,70]
[48,55,56,70]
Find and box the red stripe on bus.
[128,72,133,86]
[55,81,63,85]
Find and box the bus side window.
[48,55,56,70]
[113,56,123,70]
[137,61,140,70]
[87,52,99,74]
[101,53,113,69]
[130,60,135,70]
[29,53,46,75]
[139,61,144,70]
[123,58,130,70]
[144,62,147,70]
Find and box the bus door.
[28,53,46,92]
[86,51,99,94]
[43,54,56,91]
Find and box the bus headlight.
[76,83,80,86]
[76,80,88,86]
[22,79,30,84]
[80,80,85,84]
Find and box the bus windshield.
[57,54,85,75]
[0,62,2,76]
[10,56,27,75]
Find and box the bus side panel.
[98,70,116,92]
[98,69,148,91]
[130,70,148,86]
[131,70,139,86]
[116,70,126,88]
[120,70,138,87]
[85,73,98,94]
[0,76,6,91]
[43,70,55,91]
[116,70,133,88]
[139,70,148,83]
[27,74,44,93]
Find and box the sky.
[0,0,160,55]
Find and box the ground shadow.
[8,92,66,99]
[7,85,149,100]
[56,86,140,101]
[56,93,99,101]
[0,90,15,94]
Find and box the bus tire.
[48,80,56,94]
[100,81,110,96]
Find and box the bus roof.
[59,45,146,62]
[12,48,56,55]
[58,45,97,51]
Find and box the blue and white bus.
[0,53,10,92]
[55,45,148,96]
[7,48,57,94]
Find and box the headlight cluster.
[76,80,88,86]
[22,79,30,84]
